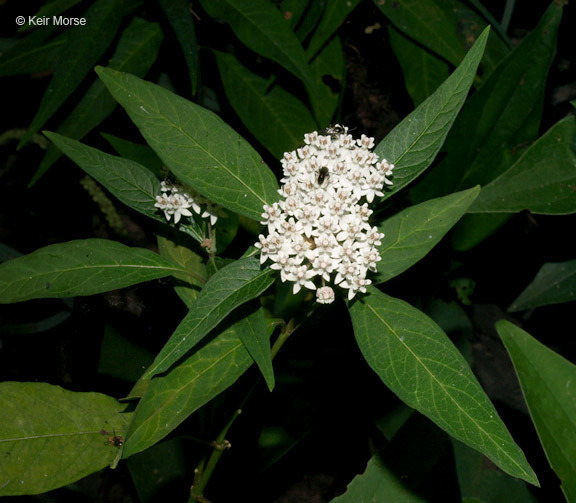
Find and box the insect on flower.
[317,166,329,186]
[321,124,345,139]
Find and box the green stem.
[189,408,242,501]
[188,315,303,501]
[501,0,515,33]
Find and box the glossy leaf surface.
[349,288,538,485]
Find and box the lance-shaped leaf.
[46,133,205,244]
[414,2,562,203]
[497,320,576,502]
[0,239,186,303]
[306,0,361,60]
[32,17,163,184]
[469,116,576,216]
[374,0,466,66]
[143,257,274,378]
[123,313,257,457]
[158,0,199,96]
[0,382,131,496]
[237,302,274,391]
[214,50,317,159]
[0,37,66,76]
[349,287,538,485]
[374,27,488,197]
[18,0,129,148]
[374,186,479,284]
[199,0,315,89]
[509,258,576,312]
[45,132,161,219]
[95,66,279,221]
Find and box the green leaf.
[374,27,488,197]
[308,35,344,127]
[214,50,317,159]
[449,213,512,252]
[469,116,576,215]
[0,239,186,303]
[101,133,164,177]
[158,0,199,96]
[95,66,280,221]
[237,303,274,391]
[31,17,163,185]
[157,233,206,308]
[305,0,361,60]
[453,440,538,503]
[44,132,161,221]
[127,438,186,503]
[349,287,538,485]
[143,257,274,378]
[374,0,466,66]
[457,2,562,190]
[331,454,426,503]
[123,315,256,457]
[0,37,66,76]
[198,0,315,89]
[388,25,450,107]
[508,258,576,312]
[497,320,576,502]
[374,187,479,284]
[19,0,128,148]
[0,382,131,496]
[414,2,562,202]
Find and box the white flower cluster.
[155,180,219,225]
[255,125,394,304]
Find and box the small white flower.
[254,125,393,303]
[316,286,335,304]
[155,180,220,226]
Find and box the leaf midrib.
[364,299,530,478]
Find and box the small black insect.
[101,429,124,447]
[321,124,345,140]
[317,167,329,185]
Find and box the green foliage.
[349,287,537,484]
[95,66,280,221]
[497,321,576,503]
[2,1,574,501]
[0,239,186,302]
[509,259,576,312]
[0,382,131,496]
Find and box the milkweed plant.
[1,1,575,502]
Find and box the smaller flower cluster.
[155,180,219,225]
[255,126,394,304]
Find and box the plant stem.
[189,316,301,501]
